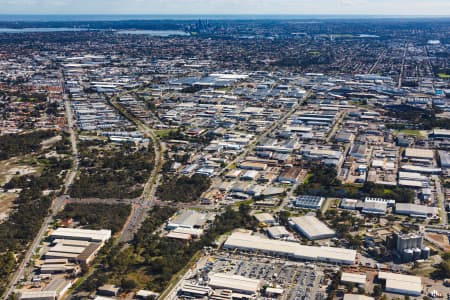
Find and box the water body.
[0,14,446,22]
[0,27,88,33]
[116,30,189,36]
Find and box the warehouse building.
[18,291,56,300]
[404,148,434,161]
[293,195,325,210]
[223,231,357,265]
[50,228,111,243]
[341,272,367,288]
[395,203,438,218]
[439,151,450,169]
[340,199,359,210]
[361,202,387,215]
[208,273,262,296]
[278,167,302,184]
[289,216,335,240]
[343,295,374,300]
[166,210,208,230]
[378,272,422,296]
[254,213,277,226]
[267,226,291,239]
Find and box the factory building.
[289,216,335,240]
[378,272,422,296]
[50,228,111,243]
[390,232,429,262]
[223,231,357,265]
[293,195,325,210]
[404,148,434,161]
[393,232,424,252]
[18,291,56,300]
[267,226,291,239]
[208,273,262,296]
[341,273,367,288]
[343,295,374,300]
[361,202,387,215]
[166,210,208,230]
[254,213,277,226]
[395,203,438,219]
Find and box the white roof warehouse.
[290,215,335,240]
[223,231,357,265]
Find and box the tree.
[373,285,383,297]
[121,279,137,291]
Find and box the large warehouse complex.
[223,231,357,265]
[290,215,336,240]
[50,228,111,243]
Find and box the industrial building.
[439,151,450,168]
[278,167,302,184]
[391,231,429,262]
[395,203,438,218]
[393,232,423,252]
[340,198,359,210]
[378,272,422,296]
[166,210,208,230]
[50,228,111,243]
[18,291,56,300]
[267,226,291,239]
[289,215,335,240]
[208,273,262,296]
[254,213,277,226]
[341,272,367,288]
[343,295,374,300]
[223,231,357,265]
[293,195,325,210]
[404,148,434,161]
[361,201,387,215]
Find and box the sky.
[0,0,450,16]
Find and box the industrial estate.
[0,12,449,300]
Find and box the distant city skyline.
[1,0,450,16]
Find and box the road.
[368,49,386,74]
[108,92,165,244]
[2,83,79,300]
[433,175,448,226]
[398,42,408,88]
[224,89,312,173]
[63,99,79,193]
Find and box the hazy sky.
[1,0,450,15]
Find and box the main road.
[2,81,80,300]
[433,175,448,226]
[108,91,165,244]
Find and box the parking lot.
[202,253,327,299]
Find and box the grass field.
[438,73,450,79]
[155,128,178,138]
[397,129,425,137]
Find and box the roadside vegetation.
[75,204,256,293]
[70,140,154,199]
[56,203,131,234]
[0,131,72,295]
[0,130,57,160]
[296,166,415,203]
[157,174,211,203]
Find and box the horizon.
[1,0,450,16]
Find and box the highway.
[108,92,165,244]
[2,80,80,300]
[63,99,79,193]
[434,175,448,226]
